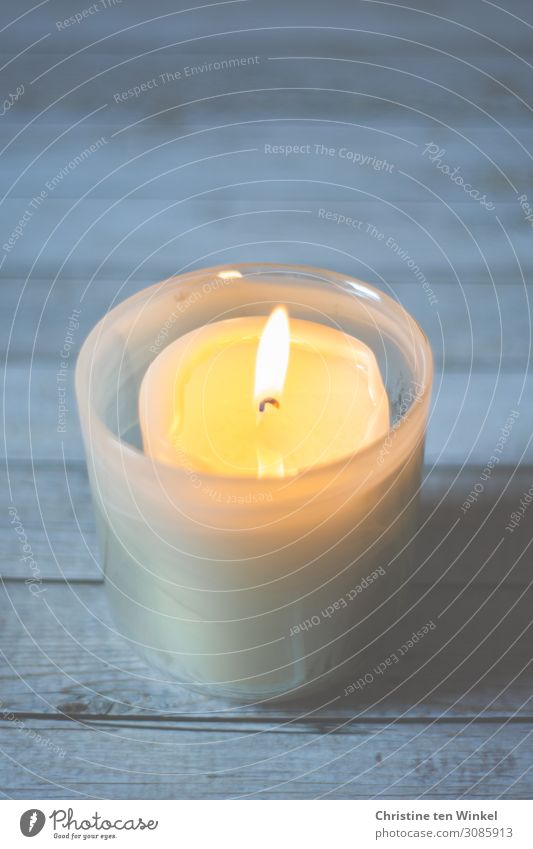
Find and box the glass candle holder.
[75,263,433,703]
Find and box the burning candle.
[76,264,432,702]
[139,306,390,479]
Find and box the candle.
[139,307,390,479]
[76,264,432,702]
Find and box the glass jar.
[75,263,433,702]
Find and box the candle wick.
[259,397,280,413]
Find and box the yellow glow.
[217,269,243,280]
[139,314,390,478]
[254,306,290,408]
[257,445,285,479]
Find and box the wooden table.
[1,0,532,798]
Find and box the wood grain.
[1,198,531,284]
[2,0,533,801]
[1,717,532,799]
[7,0,533,60]
[3,126,532,202]
[5,50,533,125]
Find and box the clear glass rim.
[76,262,434,492]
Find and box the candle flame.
[254,306,290,478]
[254,306,290,408]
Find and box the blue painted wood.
[1,0,533,799]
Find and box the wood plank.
[4,49,533,125]
[1,581,533,720]
[1,197,530,284]
[2,464,532,585]
[0,716,532,799]
[1,0,531,804]
[3,124,531,202]
[3,278,531,371]
[7,0,533,59]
